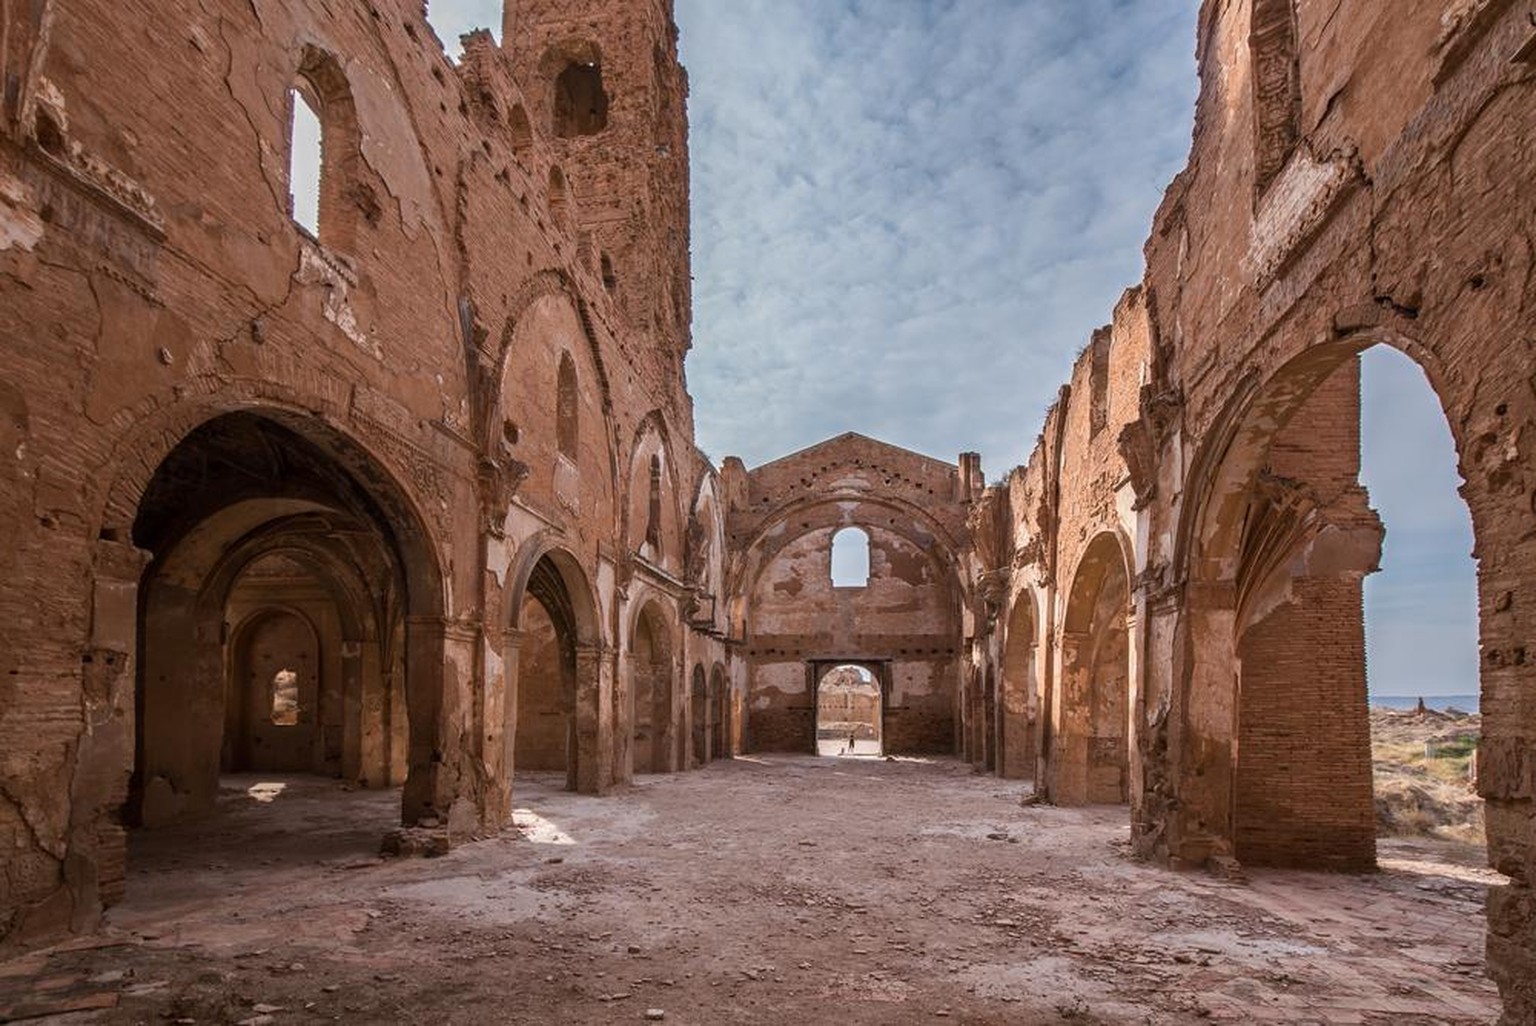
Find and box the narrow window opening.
[271,669,300,726]
[553,61,609,138]
[556,353,579,460]
[601,253,618,293]
[645,455,663,549]
[830,527,871,588]
[288,87,324,236]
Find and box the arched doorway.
[127,411,440,832]
[1174,335,1487,873]
[815,664,883,757]
[225,607,320,774]
[999,592,1039,780]
[690,664,708,767]
[1053,534,1130,806]
[709,663,729,760]
[513,555,581,791]
[630,603,674,775]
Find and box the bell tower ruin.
[503,0,693,387]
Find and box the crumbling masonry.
[1,1,1533,1021]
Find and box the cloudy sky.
[424,1,1477,699]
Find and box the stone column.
[401,616,479,831]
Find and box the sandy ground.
[0,756,1506,1025]
[1371,708,1483,844]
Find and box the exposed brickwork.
[0,0,729,949]
[724,434,970,758]
[2,2,1533,1018]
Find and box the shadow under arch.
[503,535,605,796]
[627,596,678,776]
[207,521,407,790]
[999,586,1043,781]
[1050,530,1134,807]
[124,409,452,833]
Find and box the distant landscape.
[1371,693,1479,714]
[1371,705,1483,846]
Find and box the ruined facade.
[2,0,1534,1021]
[0,0,732,944]
[959,3,1536,1018]
[721,434,978,757]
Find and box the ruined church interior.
[1,0,1533,1022]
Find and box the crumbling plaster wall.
[972,2,1536,1017]
[0,0,730,951]
[724,433,973,756]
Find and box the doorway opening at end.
[815,663,884,758]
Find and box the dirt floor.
[0,755,1505,1025]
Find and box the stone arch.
[1052,531,1133,806]
[1169,329,1483,871]
[628,598,677,775]
[123,408,451,833]
[503,536,604,795]
[497,269,614,415]
[203,524,406,791]
[735,496,965,757]
[625,411,685,571]
[728,493,967,619]
[497,286,619,539]
[225,605,321,770]
[95,390,447,618]
[999,588,1041,780]
[538,39,608,138]
[709,662,729,761]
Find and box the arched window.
[830,527,870,588]
[286,49,365,246]
[288,88,323,236]
[556,353,579,460]
[553,61,609,137]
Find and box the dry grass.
[1372,706,1483,845]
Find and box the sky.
[421,1,1478,698]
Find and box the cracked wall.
[0,0,729,951]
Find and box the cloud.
[676,0,1199,472]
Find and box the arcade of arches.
[1,0,1533,1019]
